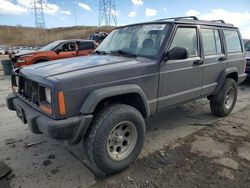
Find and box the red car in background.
[11,39,98,68]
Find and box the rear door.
[200,27,227,96]
[158,25,203,111]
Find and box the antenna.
[33,0,46,28]
[99,0,117,26]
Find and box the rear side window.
[223,30,242,53]
[78,42,94,50]
[201,29,222,55]
[170,27,198,57]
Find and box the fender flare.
[80,84,150,118]
[212,67,239,95]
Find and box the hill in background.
[0,25,114,47]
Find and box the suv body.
[11,39,97,68]
[88,32,109,44]
[7,17,247,175]
[244,40,250,75]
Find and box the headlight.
[17,59,26,63]
[20,54,33,58]
[45,88,51,103]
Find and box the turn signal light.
[58,91,66,115]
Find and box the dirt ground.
[0,77,250,187]
[92,102,250,188]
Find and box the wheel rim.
[107,121,137,161]
[224,87,235,109]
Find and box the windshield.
[96,24,170,58]
[39,40,63,51]
[245,41,250,51]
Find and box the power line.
[99,0,117,26]
[33,0,46,28]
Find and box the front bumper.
[6,93,93,145]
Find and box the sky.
[0,0,250,38]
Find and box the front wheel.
[210,78,238,117]
[84,104,145,175]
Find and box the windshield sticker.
[144,24,165,31]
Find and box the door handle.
[218,56,227,61]
[193,60,203,65]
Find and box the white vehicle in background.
[0,48,5,55]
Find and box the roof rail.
[210,20,225,23]
[155,16,198,22]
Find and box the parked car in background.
[0,48,5,55]
[11,39,98,68]
[89,32,109,44]
[0,45,8,55]
[245,40,250,76]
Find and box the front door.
[158,26,203,111]
[56,42,77,59]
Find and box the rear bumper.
[6,93,93,144]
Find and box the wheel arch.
[211,67,239,96]
[80,85,150,118]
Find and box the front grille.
[19,76,40,105]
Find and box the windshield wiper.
[94,50,107,55]
[110,50,137,58]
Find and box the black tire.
[84,104,145,175]
[210,78,237,117]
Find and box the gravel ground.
[0,78,250,188]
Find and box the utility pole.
[99,0,117,26]
[74,0,77,26]
[33,0,46,28]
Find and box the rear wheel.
[84,104,145,175]
[210,78,237,117]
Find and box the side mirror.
[165,47,188,60]
[55,48,62,54]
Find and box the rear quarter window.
[78,42,94,50]
[223,30,242,53]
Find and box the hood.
[20,55,143,78]
[15,50,36,56]
[15,50,48,57]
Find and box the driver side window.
[62,42,76,52]
[170,27,198,57]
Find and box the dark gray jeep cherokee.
[7,16,247,175]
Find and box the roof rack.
[210,20,225,23]
[155,16,198,22]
